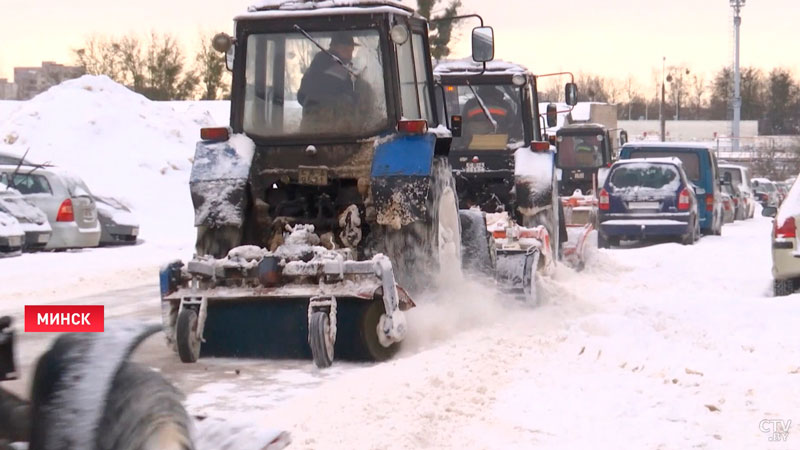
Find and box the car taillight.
[733,197,739,206]
[56,199,74,222]
[677,188,690,211]
[599,188,610,211]
[776,217,796,239]
[705,195,714,211]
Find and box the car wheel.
[774,279,794,297]
[597,233,610,249]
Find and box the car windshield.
[243,29,388,139]
[628,150,701,182]
[558,134,605,168]
[610,163,680,190]
[443,84,524,150]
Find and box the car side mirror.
[546,103,557,128]
[450,115,462,138]
[619,130,628,146]
[762,206,778,217]
[565,83,578,106]
[471,26,494,63]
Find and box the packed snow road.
[4,212,799,449]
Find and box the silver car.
[0,210,24,256]
[0,166,101,249]
[0,182,52,250]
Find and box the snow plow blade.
[160,226,413,368]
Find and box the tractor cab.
[556,123,615,195]
[434,61,544,214]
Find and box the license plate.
[131,227,139,236]
[629,201,660,209]
[8,236,21,247]
[37,233,50,243]
[573,171,585,179]
[298,166,328,186]
[465,162,485,173]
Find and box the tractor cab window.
[443,84,524,151]
[244,29,388,139]
[396,32,433,122]
[557,134,605,169]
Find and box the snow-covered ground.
[2,77,798,449]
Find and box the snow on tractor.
[159,1,498,368]
[0,317,290,450]
[433,60,578,299]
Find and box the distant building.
[0,78,17,100]
[13,62,84,100]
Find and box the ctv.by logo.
[760,419,791,442]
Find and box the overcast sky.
[1,0,796,92]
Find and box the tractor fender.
[370,133,436,228]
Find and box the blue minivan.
[619,142,723,235]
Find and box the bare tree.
[689,74,706,119]
[195,33,228,100]
[622,75,638,120]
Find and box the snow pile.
[514,147,554,191]
[0,210,23,238]
[0,75,225,244]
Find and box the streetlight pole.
[730,0,745,152]
[660,56,666,142]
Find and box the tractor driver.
[298,33,365,133]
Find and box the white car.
[767,177,800,296]
[0,210,24,256]
[719,163,755,219]
[0,182,52,250]
[0,166,101,249]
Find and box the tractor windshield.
[443,84,524,150]
[557,134,605,169]
[244,29,389,139]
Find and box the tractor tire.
[95,362,193,450]
[384,157,462,290]
[0,387,29,443]
[774,279,794,297]
[458,209,496,277]
[360,300,400,362]
[309,311,334,368]
[195,224,241,259]
[176,308,201,363]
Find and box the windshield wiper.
[293,25,358,77]
[467,82,497,132]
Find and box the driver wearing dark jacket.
[297,34,360,132]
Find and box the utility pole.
[660,57,666,141]
[730,0,745,152]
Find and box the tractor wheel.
[597,232,611,249]
[458,209,496,277]
[309,311,334,369]
[360,299,400,362]
[95,362,193,450]
[176,308,201,363]
[384,157,462,290]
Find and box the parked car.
[0,150,36,166]
[719,163,754,219]
[619,142,723,235]
[0,182,51,250]
[0,165,101,249]
[597,158,700,247]
[752,178,780,208]
[776,181,791,204]
[95,195,139,245]
[720,189,735,224]
[0,210,24,257]
[764,177,800,296]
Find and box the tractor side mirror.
[546,103,557,128]
[450,115,463,138]
[212,33,235,71]
[565,82,578,106]
[762,206,777,217]
[471,26,495,63]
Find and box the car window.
[610,163,680,190]
[1,172,52,195]
[721,167,743,186]
[627,149,702,182]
